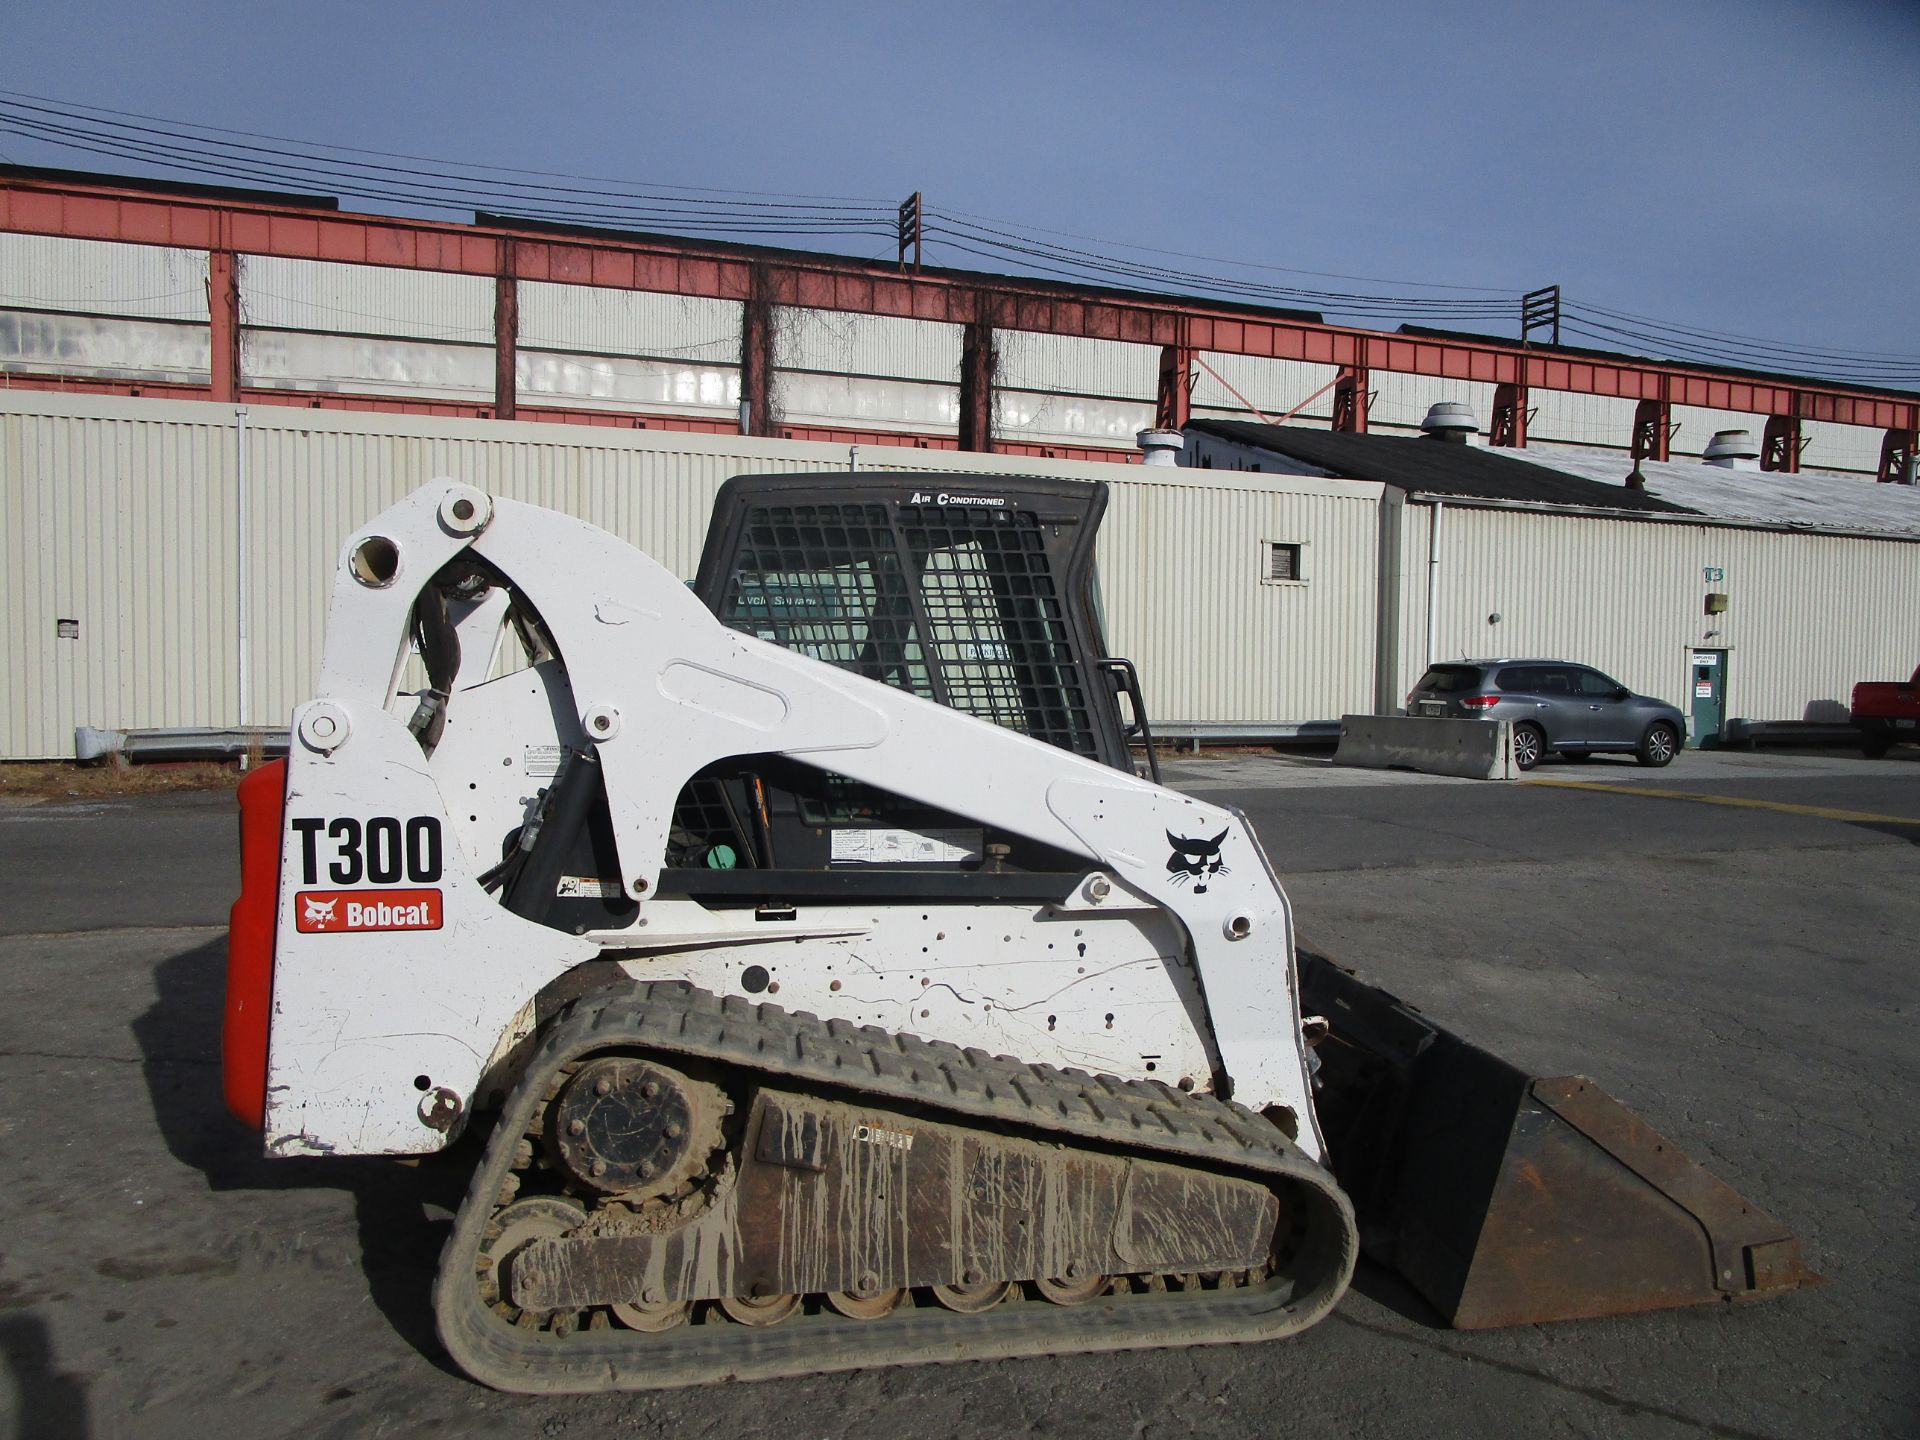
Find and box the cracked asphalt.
[0,747,1914,1439]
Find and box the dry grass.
[0,760,245,802]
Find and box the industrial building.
[4,167,1919,760]
[1184,416,1920,741]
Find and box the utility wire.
[0,88,893,205]
[933,200,1515,294]
[4,92,1916,386]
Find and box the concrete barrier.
[1333,715,1516,780]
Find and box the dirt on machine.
[223,472,1814,1392]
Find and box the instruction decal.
[556,875,624,899]
[830,827,982,865]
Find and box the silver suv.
[1406,660,1685,770]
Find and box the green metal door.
[1688,649,1726,747]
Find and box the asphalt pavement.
[0,747,1914,1439]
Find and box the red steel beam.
[4,172,1915,435]
[493,239,518,421]
[207,245,239,402]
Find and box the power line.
[3,92,1915,387]
[0,89,893,207]
[931,201,1516,295]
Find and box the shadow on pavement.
[129,936,478,1374]
[1346,1257,1449,1329]
[0,1313,90,1440]
[1846,819,1920,845]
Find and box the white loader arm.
[271,481,1324,1160]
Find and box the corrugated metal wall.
[1395,502,1920,725]
[0,391,1384,757]
[995,332,1158,445]
[1529,390,1639,449]
[1670,403,1766,457]
[519,284,740,360]
[1100,470,1382,724]
[2,235,1903,474]
[0,233,212,383]
[241,257,493,341]
[1370,374,1497,435]
[1190,354,1338,423]
[1800,419,1883,475]
[0,233,211,320]
[778,311,962,384]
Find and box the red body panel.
[224,759,287,1129]
[1850,667,1920,721]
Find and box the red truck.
[1851,665,1920,756]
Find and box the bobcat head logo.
[303,895,340,929]
[1166,829,1230,894]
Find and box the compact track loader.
[225,473,1813,1393]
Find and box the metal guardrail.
[74,726,290,764]
[1147,721,1344,754]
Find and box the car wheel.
[1512,722,1545,771]
[1861,731,1891,759]
[1637,722,1679,768]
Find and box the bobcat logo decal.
[302,895,340,930]
[1166,829,1230,894]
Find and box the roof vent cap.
[1419,401,1477,444]
[1703,429,1761,469]
[1136,429,1184,466]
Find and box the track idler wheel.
[1035,1271,1109,1305]
[718,1292,801,1326]
[610,1298,691,1332]
[826,1286,905,1320]
[480,1196,587,1324]
[930,1279,1015,1313]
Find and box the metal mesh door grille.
[716,500,1098,756]
[720,503,931,696]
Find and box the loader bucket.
[1298,952,1818,1329]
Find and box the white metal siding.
[0,233,210,320]
[1369,374,1497,435]
[992,331,1159,447]
[241,256,493,342]
[518,283,740,362]
[995,332,1158,400]
[240,330,494,401]
[1101,473,1382,725]
[771,372,959,432]
[1190,354,1339,422]
[777,310,961,383]
[2,406,240,755]
[1,311,211,383]
[994,390,1154,446]
[517,350,741,416]
[0,391,1379,757]
[1528,390,1638,449]
[1799,420,1881,476]
[1669,404,1766,457]
[1396,502,1920,726]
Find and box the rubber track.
[433,981,1359,1393]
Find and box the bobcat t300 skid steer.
[224,473,1813,1392]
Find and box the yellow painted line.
[1525,778,1920,827]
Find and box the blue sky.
[6,0,1917,381]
